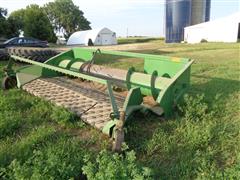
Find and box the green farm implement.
[2,48,193,151]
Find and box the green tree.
[5,9,25,38]
[23,5,56,42]
[44,0,91,38]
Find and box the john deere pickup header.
[2,48,193,151]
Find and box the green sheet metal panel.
[72,48,95,61]
[144,57,188,77]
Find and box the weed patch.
[83,146,153,180]
[0,126,58,168]
[50,106,79,126]
[1,138,89,180]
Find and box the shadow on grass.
[124,113,164,152]
[190,75,240,103]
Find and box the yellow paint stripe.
[171,57,181,62]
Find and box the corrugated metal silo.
[165,0,192,43]
[191,0,211,25]
[205,0,211,21]
[165,0,211,43]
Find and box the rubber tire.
[7,47,59,63]
[2,76,17,90]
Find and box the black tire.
[0,49,10,61]
[7,47,59,62]
[2,76,17,90]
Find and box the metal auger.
[2,47,193,151]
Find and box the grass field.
[0,39,239,179]
[117,37,164,44]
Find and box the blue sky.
[0,0,239,37]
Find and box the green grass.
[117,37,164,44]
[0,39,239,179]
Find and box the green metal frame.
[5,47,193,138]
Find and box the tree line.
[0,0,91,42]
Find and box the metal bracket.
[107,81,120,119]
[126,67,135,90]
[80,49,101,73]
[123,87,143,120]
[151,70,158,100]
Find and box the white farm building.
[184,12,240,43]
[67,27,117,46]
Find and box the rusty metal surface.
[22,77,124,130]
